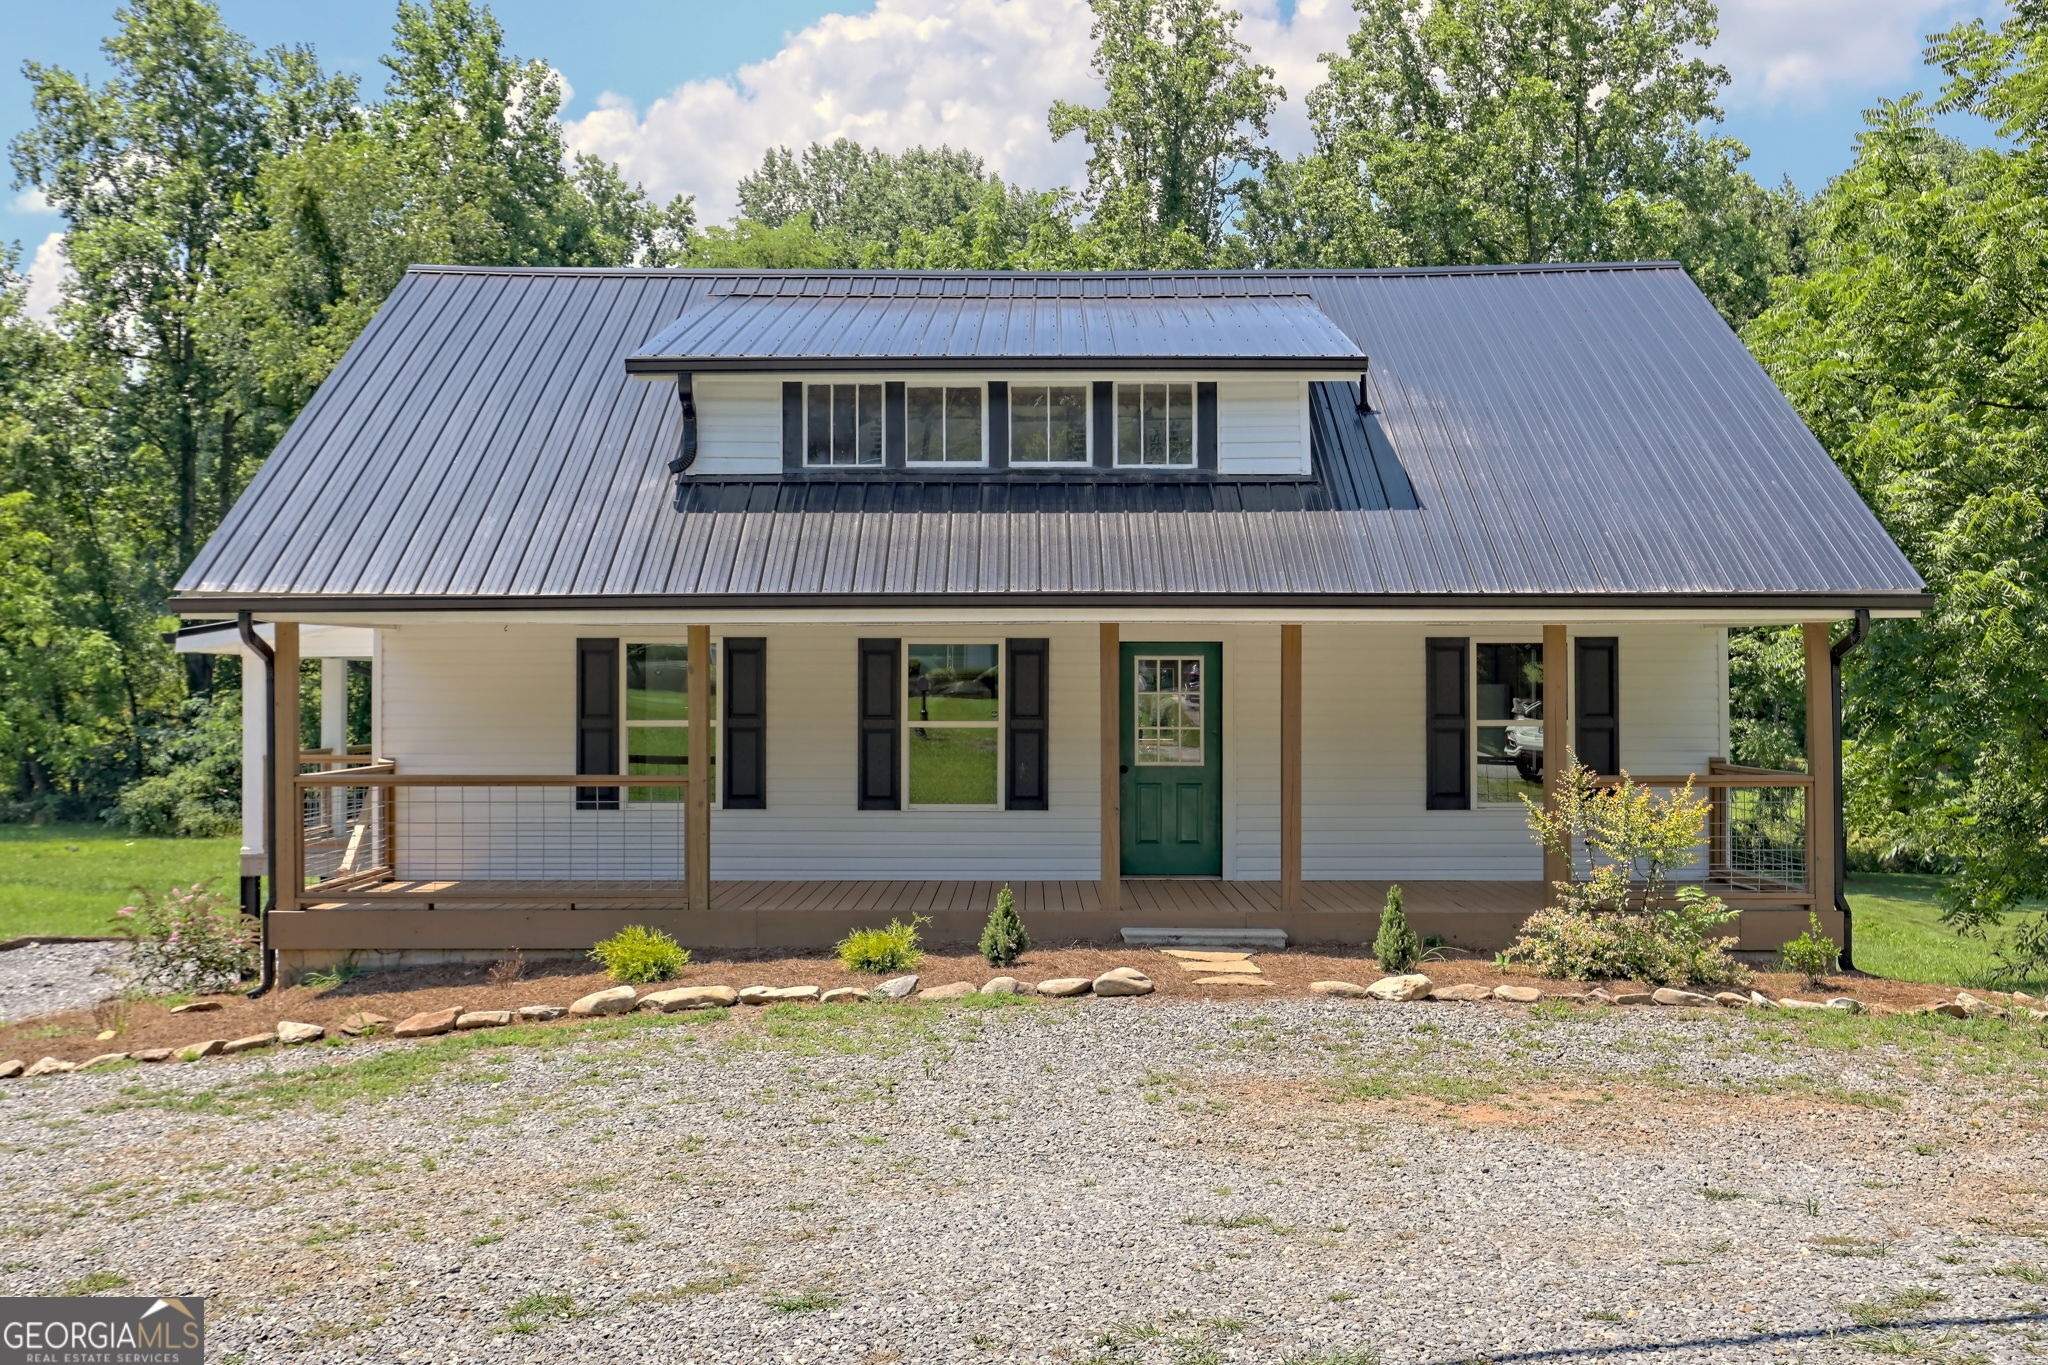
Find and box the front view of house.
[172,264,1928,971]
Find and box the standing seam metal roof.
[174,263,1927,606]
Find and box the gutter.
[235,612,279,998]
[1829,608,1871,971]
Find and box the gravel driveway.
[0,940,130,1025]
[3,997,2044,1364]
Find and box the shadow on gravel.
[1411,1309,2048,1362]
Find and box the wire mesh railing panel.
[1712,785,1807,891]
[300,781,390,886]
[391,786,686,882]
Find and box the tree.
[736,140,1042,262]
[1049,0,1282,266]
[1743,5,2048,975]
[1251,0,1799,321]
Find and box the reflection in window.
[805,383,884,466]
[1009,385,1089,463]
[1133,656,1204,765]
[1115,383,1195,466]
[906,385,984,464]
[624,641,716,804]
[906,643,1001,805]
[1475,642,1542,806]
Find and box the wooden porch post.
[1099,622,1120,913]
[1541,622,1570,889]
[270,622,302,910]
[1279,624,1303,912]
[687,623,712,914]
[1803,621,1838,913]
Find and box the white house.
[172,265,1928,975]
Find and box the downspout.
[236,611,279,997]
[1829,608,1870,972]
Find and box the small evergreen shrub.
[837,915,927,974]
[1778,911,1838,987]
[1373,883,1421,973]
[979,884,1030,967]
[113,880,257,993]
[587,925,692,984]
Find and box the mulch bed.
[0,940,1997,1067]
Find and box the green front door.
[1120,642,1223,876]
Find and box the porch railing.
[291,763,697,908]
[1588,757,1814,901]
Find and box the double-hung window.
[905,384,985,465]
[624,641,716,804]
[804,383,884,466]
[1008,384,1089,464]
[905,643,1001,807]
[1473,641,1542,806]
[1114,382,1196,466]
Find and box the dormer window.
[906,385,985,465]
[804,383,884,467]
[1115,382,1196,467]
[1008,384,1090,464]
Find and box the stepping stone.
[1159,949,1253,962]
[1177,960,1262,974]
[1123,927,1287,950]
[1188,975,1266,986]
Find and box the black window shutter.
[780,381,803,472]
[576,637,620,811]
[722,637,767,809]
[883,381,906,469]
[1005,637,1050,810]
[857,638,901,810]
[1196,381,1218,471]
[1424,637,1470,810]
[986,381,1009,469]
[1091,381,1114,469]
[1574,636,1620,776]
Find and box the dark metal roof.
[627,286,1364,373]
[174,263,1929,609]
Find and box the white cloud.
[561,0,1994,222]
[23,231,70,321]
[9,188,57,215]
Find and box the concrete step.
[1120,927,1289,950]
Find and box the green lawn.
[0,824,242,940]
[1847,872,2047,994]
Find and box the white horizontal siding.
[373,620,1726,885]
[1216,379,1309,476]
[690,375,782,474]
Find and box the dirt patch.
[0,940,1996,1066]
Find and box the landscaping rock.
[177,1040,226,1060]
[1612,992,1654,1006]
[1428,983,1492,1003]
[169,1000,222,1015]
[872,975,921,1001]
[1494,985,1543,1003]
[338,1011,391,1036]
[129,1048,171,1063]
[77,1052,129,1070]
[740,985,819,1005]
[820,988,868,1004]
[1036,977,1093,997]
[516,1005,565,1022]
[1917,1001,1969,1019]
[1093,968,1155,998]
[1826,997,1864,1013]
[1308,980,1369,999]
[980,977,1026,995]
[1749,991,1777,1008]
[569,985,640,1017]
[1365,974,1432,1002]
[222,1032,275,1053]
[1777,998,1829,1011]
[1586,987,1614,1002]
[639,986,738,1012]
[24,1057,74,1076]
[920,982,979,1000]
[394,1007,462,1038]
[1955,992,2006,1019]
[1713,992,1751,1007]
[276,1020,324,1045]
[1652,988,1713,1007]
[0,1060,22,1079]
[456,1010,512,1030]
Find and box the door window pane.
[1133,655,1204,765]
[1475,642,1543,806]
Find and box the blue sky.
[6,0,2005,294]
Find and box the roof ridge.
[403,260,1686,282]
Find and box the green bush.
[1777,911,1838,987]
[979,884,1029,967]
[587,925,692,984]
[837,915,927,974]
[1373,883,1420,973]
[1505,887,1750,987]
[114,879,257,993]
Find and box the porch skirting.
[273,877,1830,957]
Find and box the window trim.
[1112,381,1200,469]
[1005,382,1094,468]
[1471,637,1543,809]
[901,381,990,469]
[800,382,886,468]
[622,637,721,809]
[903,639,1005,812]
